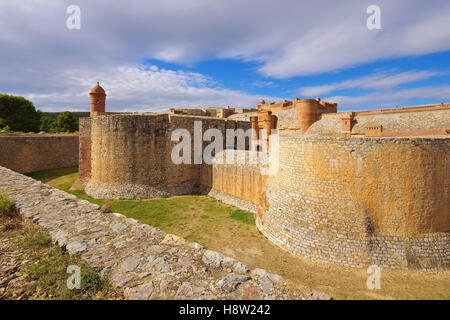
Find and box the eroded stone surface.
[216,274,250,293]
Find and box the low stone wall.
[0,135,78,174]
[0,166,320,300]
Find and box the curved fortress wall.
[85,114,172,198]
[256,135,449,270]
[85,114,251,199]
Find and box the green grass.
[21,231,52,248]
[68,190,104,206]
[3,215,115,300]
[27,167,104,206]
[229,209,255,224]
[26,167,256,244]
[22,244,112,300]
[109,196,240,237]
[24,167,450,301]
[27,167,79,185]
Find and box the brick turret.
[89,82,106,116]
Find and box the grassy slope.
[27,167,450,300]
[0,190,116,300]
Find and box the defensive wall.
[308,104,450,137]
[0,135,78,174]
[255,135,450,270]
[208,103,450,270]
[81,113,251,199]
[77,83,450,270]
[207,150,268,213]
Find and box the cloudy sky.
[1,0,450,112]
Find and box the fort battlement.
[256,135,450,270]
[79,113,251,199]
[76,83,450,270]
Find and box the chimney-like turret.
[89,82,106,116]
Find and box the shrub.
[0,125,13,133]
[100,199,114,213]
[0,190,12,214]
[39,117,55,132]
[0,190,21,230]
[53,111,78,133]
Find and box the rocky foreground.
[0,166,331,300]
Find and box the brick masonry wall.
[256,135,450,270]
[0,135,78,174]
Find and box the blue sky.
[0,0,449,112]
[145,51,450,110]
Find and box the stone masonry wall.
[256,135,450,270]
[207,150,268,213]
[85,114,173,199]
[308,108,450,136]
[85,114,251,199]
[0,135,78,174]
[0,166,319,300]
[74,118,91,188]
[79,112,450,271]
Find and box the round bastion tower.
[89,82,106,115]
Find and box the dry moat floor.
[26,167,450,300]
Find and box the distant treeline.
[0,94,88,133]
[41,112,90,120]
[40,111,89,133]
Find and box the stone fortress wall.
[82,113,251,199]
[256,135,449,270]
[309,104,450,137]
[207,150,268,214]
[0,135,78,174]
[78,83,450,270]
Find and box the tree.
[0,94,41,132]
[53,111,78,133]
[39,117,55,132]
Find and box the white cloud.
[258,2,450,78]
[16,65,279,112]
[0,0,450,110]
[302,70,450,110]
[327,85,450,110]
[298,70,442,96]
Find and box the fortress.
[75,83,450,271]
